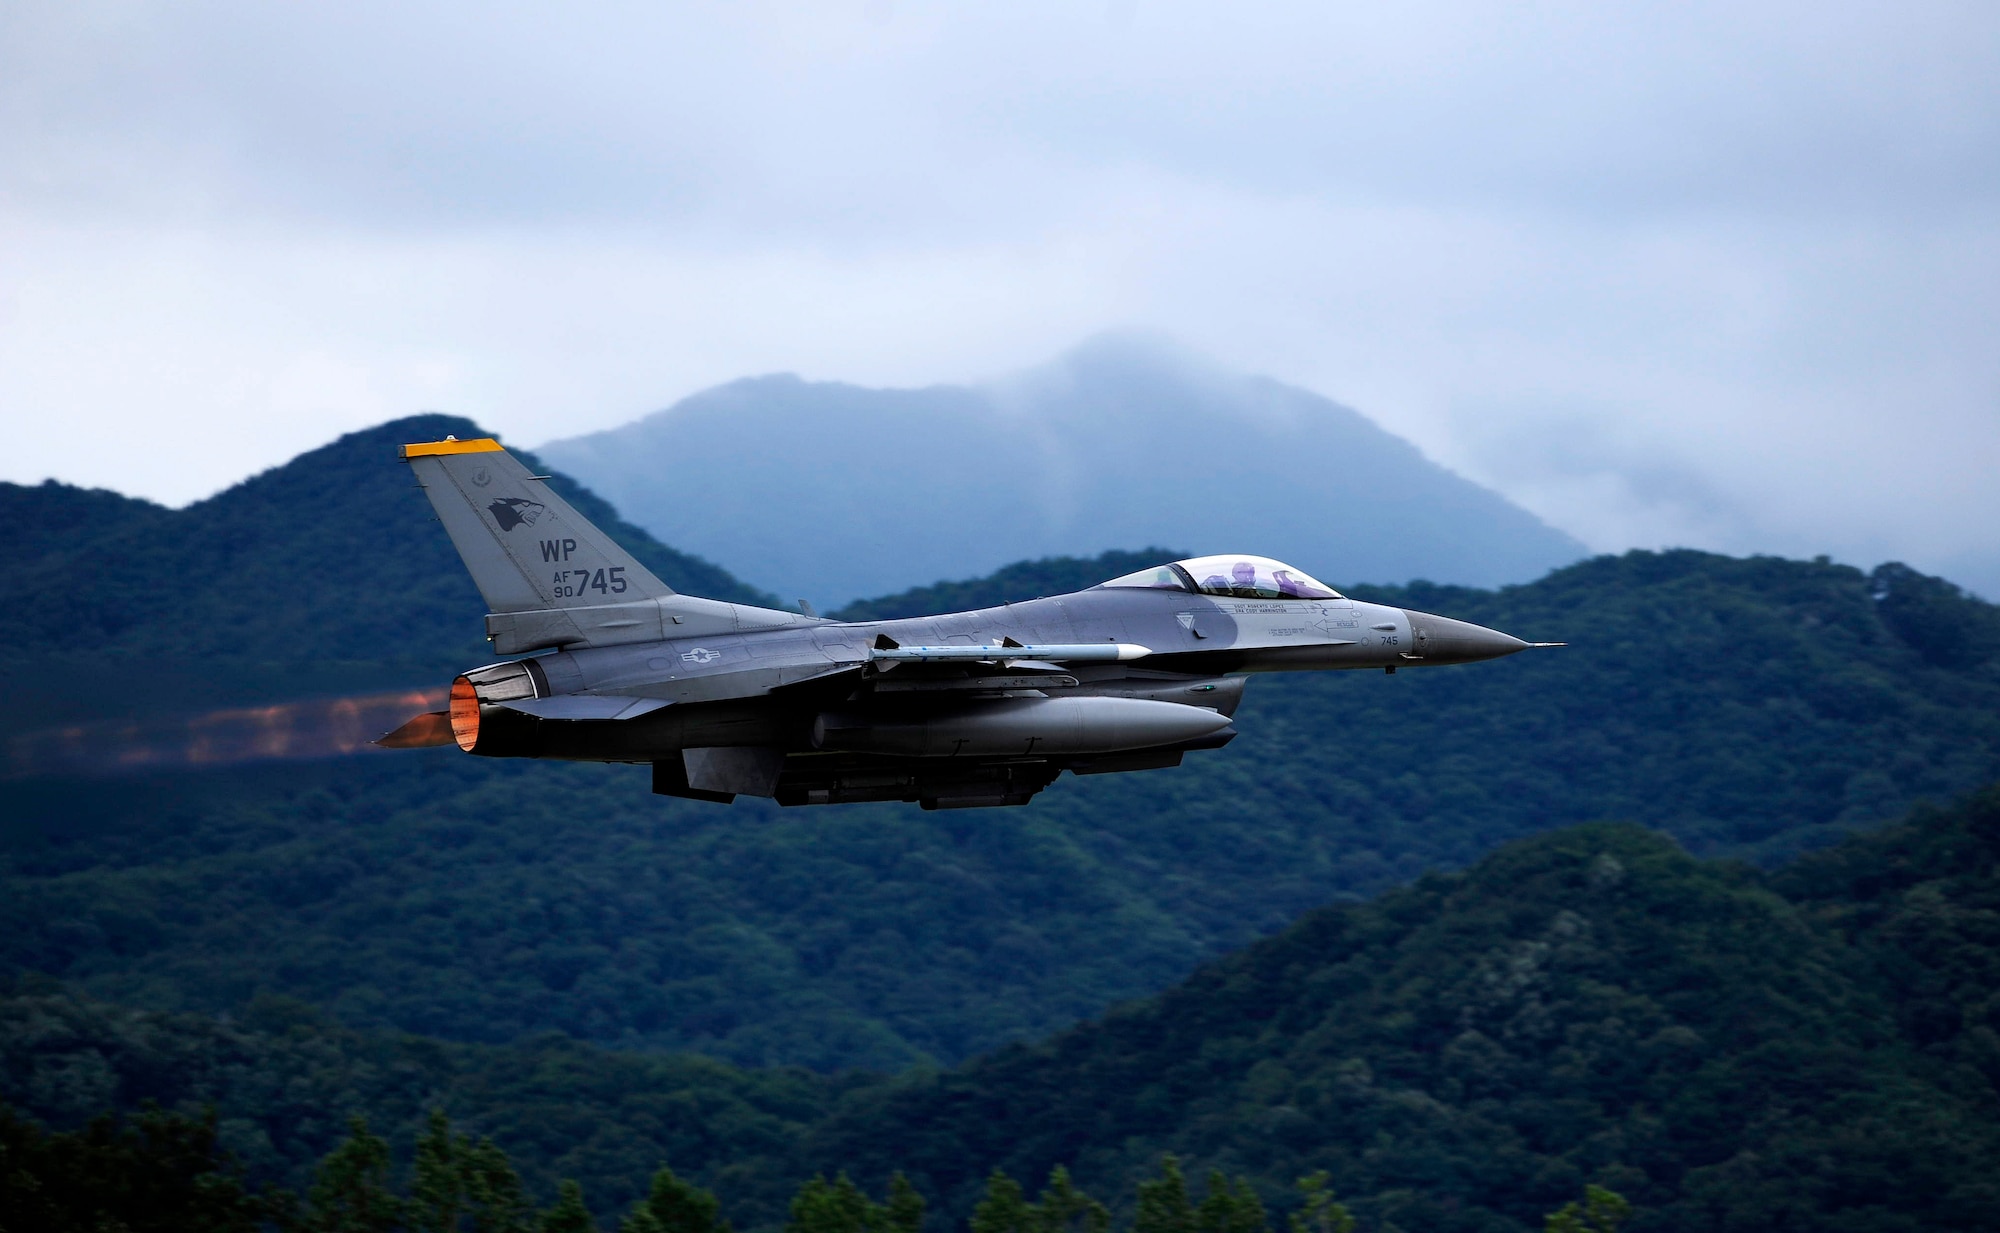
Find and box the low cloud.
[1,1,1995,591]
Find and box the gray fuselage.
[457,585,1525,767]
[394,434,1545,809]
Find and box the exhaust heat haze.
[4,688,447,780]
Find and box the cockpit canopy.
[1099,555,1343,601]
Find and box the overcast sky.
[4,2,1997,591]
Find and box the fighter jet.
[381,436,1556,809]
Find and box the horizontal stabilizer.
[497,695,671,721]
[870,643,1151,664]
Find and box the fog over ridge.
[535,333,1585,604]
[1,2,1995,594]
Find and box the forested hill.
[9,418,1999,1229]
[7,788,2000,1231]
[0,413,775,670]
[0,981,852,1225]
[787,785,2000,1232]
[0,415,778,736]
[5,547,2000,1074]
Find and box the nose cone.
[1402,609,1530,664]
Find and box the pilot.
[1230,560,1263,597]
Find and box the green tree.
[1033,1167,1109,1233]
[788,1175,875,1233]
[541,1180,597,1233]
[885,1173,925,1233]
[632,1165,731,1233]
[461,1136,533,1233]
[785,1172,923,1233]
[305,1116,403,1233]
[973,1168,1106,1233]
[0,1101,275,1233]
[1196,1172,1264,1233]
[406,1109,532,1233]
[972,1171,1034,1233]
[1545,1185,1633,1233]
[1286,1172,1352,1233]
[412,1109,465,1233]
[1135,1157,1265,1233]
[619,1209,666,1233]
[1134,1157,1195,1233]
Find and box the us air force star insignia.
[680,648,721,665]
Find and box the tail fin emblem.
[487,498,546,531]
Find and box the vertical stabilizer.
[403,437,673,614]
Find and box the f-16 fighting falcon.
[380,436,1559,809]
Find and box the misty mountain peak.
[536,342,1587,605]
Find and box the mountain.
[9,787,2000,1231]
[5,525,1998,1074]
[0,414,776,734]
[533,336,1588,606]
[6,419,1999,1229]
[0,981,849,1225]
[790,786,2000,1232]
[0,412,775,664]
[7,417,2000,1074]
